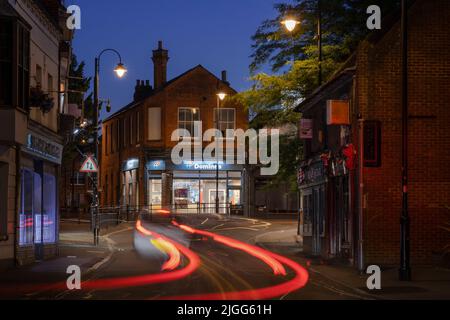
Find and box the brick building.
[297,0,450,268]
[100,41,248,215]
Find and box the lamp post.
[92,49,127,245]
[281,0,322,86]
[399,0,411,281]
[215,92,227,214]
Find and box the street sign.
[80,155,99,173]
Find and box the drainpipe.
[357,116,365,273]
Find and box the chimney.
[221,70,229,85]
[134,79,153,101]
[152,41,169,89]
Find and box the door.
[312,186,326,256]
[209,190,226,214]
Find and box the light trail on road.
[164,220,309,300]
[79,221,200,290]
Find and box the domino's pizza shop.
[146,159,245,214]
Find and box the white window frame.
[213,108,236,130]
[178,107,201,139]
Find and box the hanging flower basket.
[29,86,54,113]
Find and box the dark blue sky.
[69,0,282,119]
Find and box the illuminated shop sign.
[180,160,225,171]
[23,133,63,165]
[147,160,166,171]
[146,160,242,171]
[123,158,139,171]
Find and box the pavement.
[249,221,450,300]
[0,215,448,300]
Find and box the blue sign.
[146,160,242,171]
[147,160,166,171]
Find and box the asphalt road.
[0,215,373,300]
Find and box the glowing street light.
[281,18,299,32]
[114,63,127,78]
[217,92,227,101]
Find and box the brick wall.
[357,0,450,265]
[101,66,247,208]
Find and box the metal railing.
[94,203,244,229]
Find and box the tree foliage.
[237,0,398,189]
[239,0,399,123]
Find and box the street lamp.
[92,48,127,245]
[282,0,322,86]
[399,0,411,281]
[215,92,227,214]
[281,18,299,33]
[114,63,127,78]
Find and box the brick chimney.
[221,70,229,85]
[152,41,169,89]
[134,79,153,101]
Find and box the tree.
[238,0,399,189]
[61,54,93,213]
[241,0,399,121]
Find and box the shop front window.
[20,169,34,246]
[35,174,56,244]
[173,179,200,210]
[148,179,162,205]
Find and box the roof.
[103,64,236,122]
[0,0,31,28]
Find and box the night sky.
[69,0,283,119]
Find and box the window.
[105,125,109,155]
[117,120,121,149]
[47,74,53,96]
[20,170,56,245]
[36,65,42,87]
[0,163,8,238]
[18,24,30,109]
[109,124,113,154]
[71,172,86,185]
[214,108,235,134]
[122,117,127,147]
[0,19,13,106]
[104,174,108,205]
[37,174,56,244]
[111,122,115,154]
[178,108,200,136]
[20,169,34,245]
[148,107,161,140]
[148,179,162,205]
[136,111,140,143]
[130,115,134,145]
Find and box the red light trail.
[166,220,309,300]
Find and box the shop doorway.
[209,189,226,214]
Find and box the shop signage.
[146,160,242,172]
[300,161,325,185]
[123,158,140,171]
[23,133,63,165]
[299,119,313,139]
[327,100,350,125]
[147,160,166,171]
